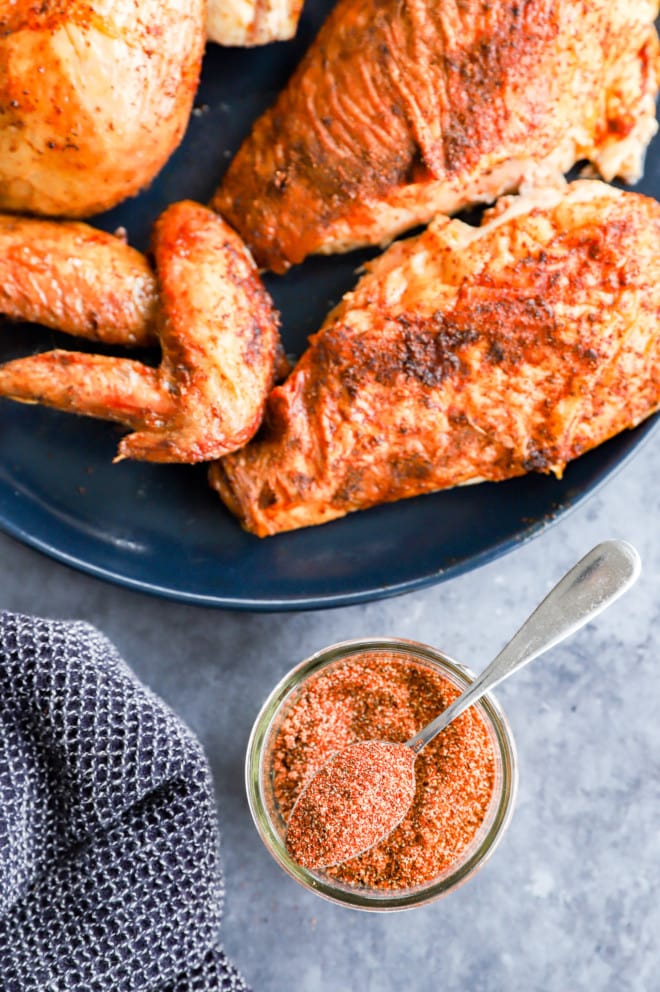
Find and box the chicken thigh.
[210,180,660,535]
[213,0,660,272]
[0,0,205,217]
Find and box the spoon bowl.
[285,740,416,869]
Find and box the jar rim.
[245,636,518,911]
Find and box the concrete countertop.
[1,430,658,992]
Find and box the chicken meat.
[207,0,304,46]
[210,180,660,536]
[0,202,281,464]
[0,216,158,346]
[213,0,660,272]
[0,0,205,217]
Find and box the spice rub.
[286,740,417,869]
[271,651,496,890]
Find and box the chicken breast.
[207,0,304,46]
[213,0,660,272]
[0,202,281,464]
[0,216,157,346]
[210,180,660,536]
[0,0,205,217]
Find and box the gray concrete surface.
[1,431,659,992]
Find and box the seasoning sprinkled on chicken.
[213,0,660,272]
[211,181,660,535]
[0,203,281,464]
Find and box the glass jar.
[245,636,518,911]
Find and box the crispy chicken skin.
[213,0,660,272]
[207,0,304,46]
[210,181,660,536]
[0,202,281,464]
[0,0,205,217]
[0,216,158,346]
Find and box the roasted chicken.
[0,0,205,217]
[213,0,660,272]
[210,180,660,536]
[207,0,304,46]
[0,202,281,464]
[0,216,157,347]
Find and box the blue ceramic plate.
[0,4,658,610]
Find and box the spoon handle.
[407,540,641,754]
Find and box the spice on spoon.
[285,740,416,868]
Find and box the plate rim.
[1,415,656,611]
[1,4,658,612]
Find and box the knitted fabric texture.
[0,610,250,992]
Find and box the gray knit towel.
[0,610,250,992]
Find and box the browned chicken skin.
[0,202,281,464]
[0,216,158,346]
[210,181,660,536]
[0,0,205,217]
[213,0,660,272]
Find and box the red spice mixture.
[271,651,496,890]
[285,740,417,868]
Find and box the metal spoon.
[286,540,641,870]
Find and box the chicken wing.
[210,180,660,536]
[0,202,281,464]
[213,0,660,272]
[0,0,205,217]
[0,216,157,346]
[207,0,304,46]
